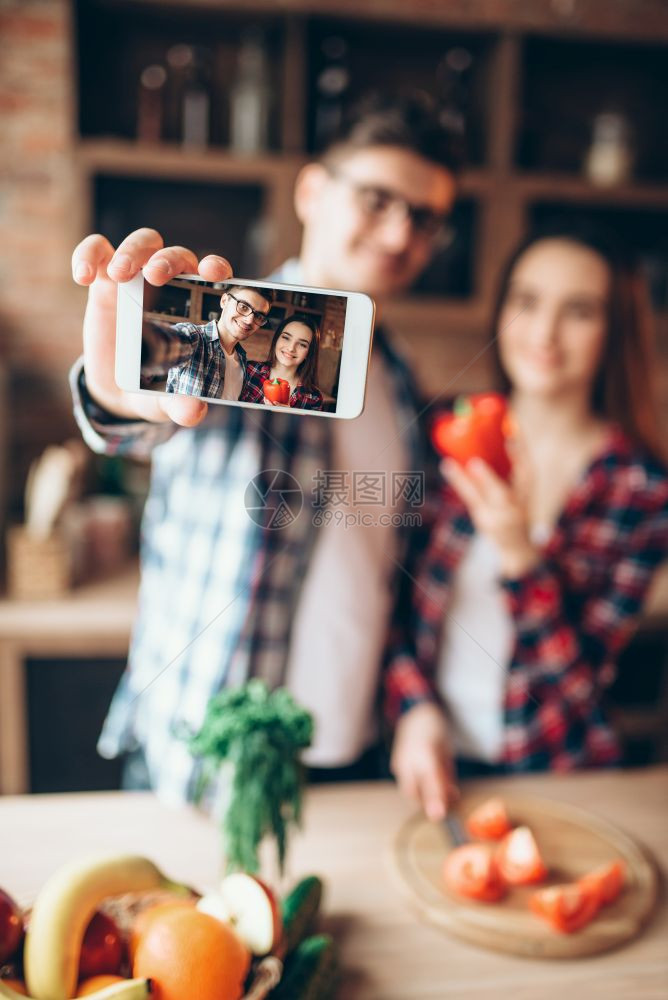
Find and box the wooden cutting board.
[391,792,659,958]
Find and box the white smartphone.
[115,273,375,419]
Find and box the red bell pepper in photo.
[430,392,512,479]
[263,377,291,404]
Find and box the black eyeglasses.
[326,166,454,247]
[227,293,270,326]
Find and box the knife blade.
[443,812,468,846]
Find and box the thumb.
[159,395,209,427]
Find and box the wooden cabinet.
[73,1,668,398]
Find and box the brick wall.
[0,0,86,515]
[0,0,666,526]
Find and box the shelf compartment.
[76,0,285,151]
[93,173,266,276]
[516,36,668,183]
[305,16,498,165]
[412,197,480,299]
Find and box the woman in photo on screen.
[241,314,325,410]
[384,221,668,819]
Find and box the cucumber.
[270,933,338,1000]
[281,875,324,954]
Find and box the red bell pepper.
[431,392,512,480]
[263,377,291,405]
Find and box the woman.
[240,314,324,410]
[385,222,668,820]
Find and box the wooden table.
[1,767,666,999]
[0,563,139,794]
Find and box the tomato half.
[577,859,626,907]
[465,797,512,841]
[442,844,507,902]
[495,826,548,886]
[529,881,600,933]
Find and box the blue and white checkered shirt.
[140,317,247,399]
[70,260,427,805]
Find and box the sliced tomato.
[529,881,600,933]
[465,797,512,841]
[495,826,548,885]
[577,859,626,906]
[442,844,507,902]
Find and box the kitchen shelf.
[72,0,668,389]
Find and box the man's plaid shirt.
[139,318,247,398]
[384,425,668,771]
[70,261,426,804]
[240,360,324,410]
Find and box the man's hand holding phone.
[71,227,232,426]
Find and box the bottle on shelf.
[136,64,167,143]
[167,44,211,149]
[313,35,350,150]
[435,46,472,161]
[584,112,634,187]
[229,28,271,154]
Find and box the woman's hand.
[390,702,459,820]
[442,445,540,579]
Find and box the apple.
[214,873,282,955]
[78,911,124,979]
[0,887,23,964]
[195,891,231,924]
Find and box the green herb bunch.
[187,680,314,875]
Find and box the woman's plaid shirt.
[240,361,324,410]
[384,426,668,771]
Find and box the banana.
[0,979,151,1000]
[24,852,187,1000]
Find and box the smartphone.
[115,273,375,419]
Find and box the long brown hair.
[489,222,665,461]
[267,315,321,392]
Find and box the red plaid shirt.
[240,361,324,411]
[384,425,668,771]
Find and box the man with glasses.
[70,92,459,800]
[140,285,273,400]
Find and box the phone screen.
[139,276,348,414]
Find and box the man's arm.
[70,357,177,459]
[140,320,204,379]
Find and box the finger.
[142,245,201,286]
[198,255,234,282]
[466,458,510,505]
[441,458,482,510]
[506,431,533,501]
[107,228,165,282]
[72,233,116,285]
[158,395,209,427]
[389,749,420,804]
[417,758,451,821]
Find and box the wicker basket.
[6,524,72,599]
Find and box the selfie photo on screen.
[138,276,348,412]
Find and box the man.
[70,93,459,803]
[140,285,274,399]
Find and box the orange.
[77,975,126,995]
[128,898,196,965]
[133,905,250,1000]
[0,981,27,996]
